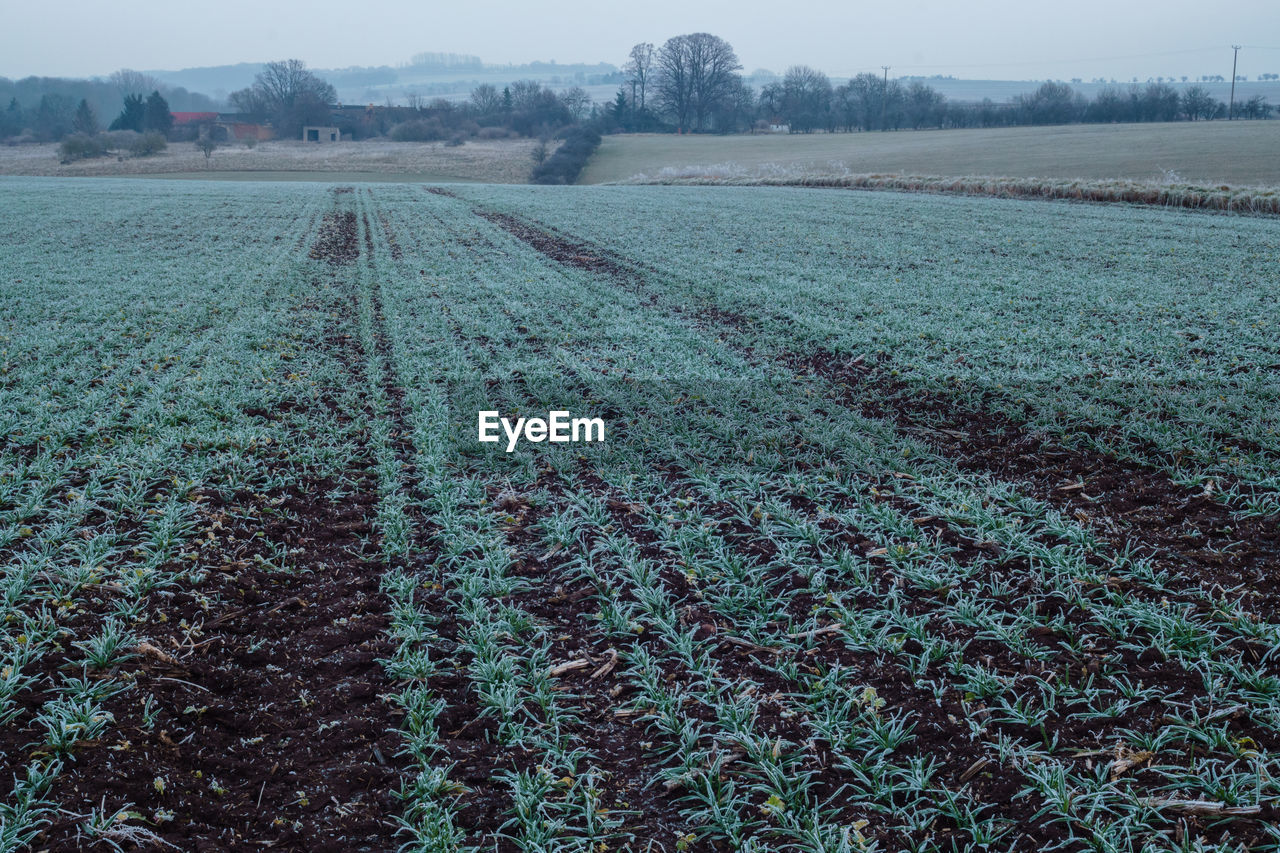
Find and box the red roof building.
[170,112,219,125]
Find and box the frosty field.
[581,122,1280,186]
[2,176,1280,852]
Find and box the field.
[2,176,1280,852]
[580,122,1280,186]
[0,138,539,183]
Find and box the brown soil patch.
[36,476,405,853]
[474,210,634,278]
[31,209,405,852]
[309,211,359,265]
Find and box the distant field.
[581,121,1280,185]
[0,138,538,183]
[130,169,494,183]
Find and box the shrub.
[196,137,218,162]
[101,130,140,150]
[476,126,515,140]
[389,118,445,142]
[130,131,167,157]
[444,132,467,147]
[59,133,108,162]
[530,126,601,185]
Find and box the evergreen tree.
[143,91,173,134]
[610,89,629,129]
[110,93,145,132]
[73,99,98,135]
[0,98,23,138]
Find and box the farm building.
[220,116,273,141]
[303,126,340,142]
[169,112,273,141]
[171,111,220,128]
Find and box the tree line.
[4,43,1274,153]
[0,71,217,142]
[600,34,1274,134]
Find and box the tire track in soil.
[393,206,1011,847]
[448,207,1280,848]
[361,193,548,846]
[34,202,406,853]
[795,351,1280,622]
[369,203,692,843]
[564,448,1062,847]
[463,206,1280,624]
[479,473,696,845]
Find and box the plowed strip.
[309,211,360,266]
[799,351,1280,617]
[37,476,404,853]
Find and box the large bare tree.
[470,83,502,115]
[253,59,336,112]
[781,65,832,132]
[654,33,741,132]
[624,43,654,112]
[229,59,336,138]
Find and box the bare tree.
[197,136,217,163]
[904,81,944,129]
[560,86,592,121]
[654,33,742,132]
[254,59,336,113]
[625,43,654,112]
[758,82,784,120]
[1181,85,1218,121]
[470,83,502,115]
[508,80,545,112]
[109,69,162,97]
[229,87,270,117]
[781,65,832,132]
[836,73,903,131]
[229,59,336,139]
[530,137,549,165]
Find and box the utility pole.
[880,65,890,130]
[1229,45,1241,120]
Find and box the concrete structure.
[303,126,340,142]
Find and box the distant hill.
[146,57,623,106]
[141,62,266,100]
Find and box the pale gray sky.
[5,0,1278,82]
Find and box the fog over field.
[5,0,1279,84]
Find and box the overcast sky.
[5,0,1278,82]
